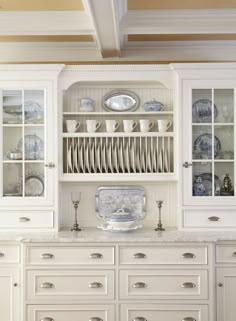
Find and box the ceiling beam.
[0,11,93,35]
[82,0,127,57]
[124,9,236,35]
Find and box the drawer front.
[216,244,236,263]
[120,270,208,300]
[119,246,207,265]
[0,211,53,229]
[120,304,208,321]
[184,210,236,228]
[0,244,20,263]
[27,270,114,301]
[27,304,115,321]
[27,246,114,266]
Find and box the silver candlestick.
[70,192,81,231]
[155,200,165,231]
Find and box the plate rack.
[63,135,174,175]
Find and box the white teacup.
[86,119,101,133]
[139,119,154,132]
[66,119,80,133]
[123,119,137,132]
[157,119,172,132]
[105,120,120,132]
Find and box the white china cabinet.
[0,65,64,230]
[176,63,236,230]
[59,65,177,182]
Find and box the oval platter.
[102,90,140,112]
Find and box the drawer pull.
[40,253,54,259]
[89,282,103,288]
[89,318,103,321]
[18,217,30,222]
[232,252,236,257]
[0,252,4,257]
[40,318,54,321]
[133,253,147,259]
[132,282,147,288]
[89,253,103,259]
[182,253,196,259]
[181,282,196,288]
[182,318,196,321]
[132,318,147,321]
[41,282,54,289]
[208,216,220,222]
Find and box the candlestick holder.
[155,200,165,231]
[70,192,81,231]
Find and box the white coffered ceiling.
[1,0,236,62]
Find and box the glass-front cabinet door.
[183,80,236,205]
[0,87,54,206]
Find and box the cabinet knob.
[183,162,192,168]
[0,252,4,257]
[13,283,18,287]
[218,282,223,287]
[182,253,196,259]
[182,318,196,321]
[40,318,54,321]
[89,253,103,259]
[132,282,147,288]
[45,162,55,169]
[133,253,147,259]
[132,318,147,321]
[89,318,103,321]
[181,282,196,288]
[18,217,30,222]
[41,282,54,289]
[40,253,54,259]
[232,252,236,257]
[88,282,103,289]
[208,216,220,222]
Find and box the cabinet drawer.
[120,270,208,300]
[0,244,20,263]
[0,211,53,229]
[216,244,236,263]
[120,304,208,321]
[26,246,114,265]
[184,210,236,228]
[27,304,115,321]
[119,246,207,265]
[27,270,114,301]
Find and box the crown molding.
[1,41,236,63]
[124,9,236,34]
[0,11,93,35]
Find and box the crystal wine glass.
[70,191,81,231]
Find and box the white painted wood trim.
[0,11,93,35]
[124,9,236,34]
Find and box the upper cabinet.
[59,65,177,182]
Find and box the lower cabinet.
[120,304,209,321]
[27,304,115,321]
[0,267,20,321]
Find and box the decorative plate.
[193,173,221,196]
[95,186,146,220]
[192,99,218,123]
[102,90,140,112]
[194,133,221,158]
[17,172,44,197]
[17,134,44,160]
[3,101,43,123]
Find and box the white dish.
[107,140,113,173]
[73,141,79,172]
[153,143,157,172]
[79,141,84,173]
[124,140,130,173]
[67,143,73,172]
[102,141,108,173]
[158,148,163,172]
[85,141,91,173]
[140,139,146,172]
[96,140,101,173]
[90,141,95,173]
[164,149,169,172]
[129,140,136,173]
[118,140,124,173]
[97,223,143,232]
[112,140,118,173]
[147,145,152,172]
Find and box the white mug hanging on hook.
[79,97,95,112]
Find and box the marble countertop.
[0,228,236,243]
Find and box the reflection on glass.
[3,163,22,196]
[214,89,234,123]
[24,163,45,197]
[24,90,44,124]
[3,90,22,124]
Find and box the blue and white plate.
[194,133,221,158]
[17,134,44,160]
[193,173,221,196]
[192,99,218,123]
